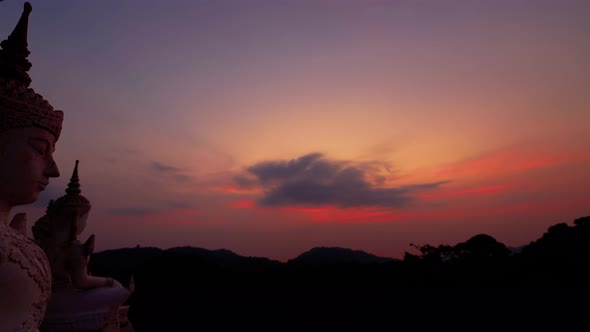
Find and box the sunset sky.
[2,0,589,261]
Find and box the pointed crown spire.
[0,2,64,141]
[48,160,91,214]
[66,160,81,196]
[0,2,33,86]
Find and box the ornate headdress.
[52,160,91,211]
[0,2,63,140]
[33,160,91,243]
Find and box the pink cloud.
[418,183,520,200]
[212,184,262,195]
[278,205,410,223]
[230,200,255,208]
[432,147,565,179]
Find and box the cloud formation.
[150,161,192,183]
[235,153,445,208]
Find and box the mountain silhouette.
[89,246,280,286]
[88,247,162,287]
[166,246,280,267]
[87,216,590,331]
[288,246,397,265]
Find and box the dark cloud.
[247,153,326,184]
[174,174,192,182]
[150,161,193,183]
[236,153,446,208]
[152,162,182,173]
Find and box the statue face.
[0,127,60,206]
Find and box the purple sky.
[2,0,589,260]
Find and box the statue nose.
[45,159,60,178]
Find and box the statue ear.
[83,234,95,256]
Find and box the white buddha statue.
[0,3,63,331]
[33,161,130,332]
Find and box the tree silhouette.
[455,234,511,259]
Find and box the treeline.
[89,216,590,331]
[401,215,590,287]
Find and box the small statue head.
[0,2,63,208]
[33,160,90,244]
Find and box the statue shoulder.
[0,225,51,287]
[0,224,52,329]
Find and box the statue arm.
[71,257,115,289]
[69,246,113,290]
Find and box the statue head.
[0,2,63,208]
[33,160,91,244]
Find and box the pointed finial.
[66,160,81,196]
[0,2,33,86]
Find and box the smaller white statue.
[33,161,130,332]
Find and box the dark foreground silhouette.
[89,216,590,331]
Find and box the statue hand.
[9,213,27,236]
[113,279,122,288]
[83,234,95,256]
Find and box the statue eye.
[29,140,49,156]
[33,146,45,155]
